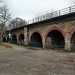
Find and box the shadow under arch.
[3,37,6,42]
[29,31,43,47]
[18,34,24,45]
[12,35,17,44]
[45,27,65,49]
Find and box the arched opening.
[46,30,65,49]
[7,36,10,42]
[29,32,43,47]
[19,34,24,45]
[71,32,75,50]
[3,37,6,42]
[12,35,17,44]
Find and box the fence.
[18,40,24,45]
[11,41,17,44]
[45,43,65,49]
[27,5,75,24]
[28,42,43,48]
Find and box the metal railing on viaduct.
[27,5,75,24]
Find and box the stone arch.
[29,30,43,42]
[29,30,43,47]
[45,27,65,49]
[7,36,10,42]
[18,33,24,45]
[45,27,65,39]
[12,35,17,44]
[70,28,75,50]
[70,28,75,40]
[3,36,6,42]
[18,32,24,37]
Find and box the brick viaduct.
[3,6,75,51]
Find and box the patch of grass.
[0,44,12,48]
[27,46,44,50]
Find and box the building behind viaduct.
[3,5,75,51]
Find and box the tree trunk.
[0,23,5,44]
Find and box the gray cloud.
[3,0,70,20]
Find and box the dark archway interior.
[7,36,9,42]
[3,37,6,42]
[29,32,42,47]
[30,32,42,42]
[46,30,65,49]
[12,35,17,44]
[7,36,11,42]
[71,32,75,50]
[19,34,24,45]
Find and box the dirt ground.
[0,43,75,75]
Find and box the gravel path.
[0,43,75,75]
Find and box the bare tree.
[0,3,11,43]
[8,17,27,29]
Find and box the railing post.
[69,7,71,13]
[27,20,29,24]
[37,18,38,22]
[43,15,45,20]
[51,13,52,18]
[33,19,34,23]
[59,10,60,16]
[44,15,45,20]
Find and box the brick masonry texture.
[3,18,75,51]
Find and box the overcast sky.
[3,0,71,21]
